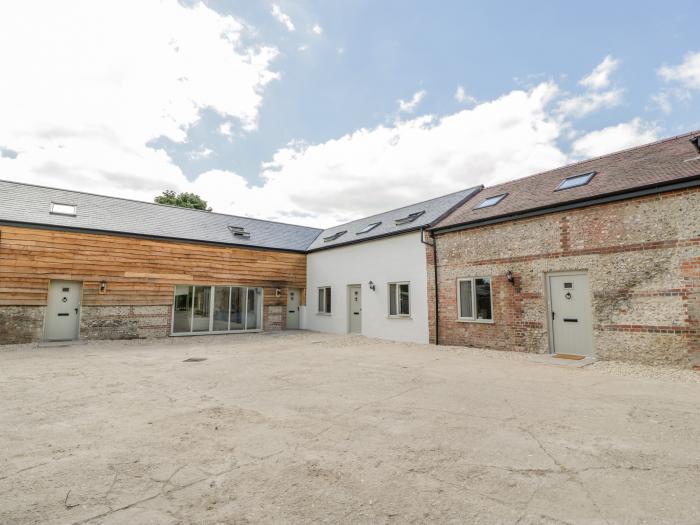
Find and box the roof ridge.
[477,128,700,193]
[0,178,322,232]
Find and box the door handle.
[75,307,79,314]
[551,311,555,321]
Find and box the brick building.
[427,131,700,367]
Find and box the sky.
[1,1,699,228]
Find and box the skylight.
[555,171,596,191]
[228,225,251,239]
[323,230,347,242]
[474,194,507,209]
[49,202,77,216]
[357,222,381,234]
[394,210,425,225]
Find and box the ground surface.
[1,332,699,524]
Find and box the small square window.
[474,194,507,210]
[50,202,77,216]
[457,277,493,321]
[357,222,381,234]
[388,282,410,317]
[555,171,596,191]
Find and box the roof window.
[49,202,77,216]
[555,171,596,191]
[474,193,507,209]
[357,221,382,234]
[228,225,251,239]
[394,210,425,225]
[692,136,700,153]
[324,230,347,242]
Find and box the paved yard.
[1,332,699,524]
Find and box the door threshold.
[528,354,596,368]
[553,353,587,360]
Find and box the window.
[228,225,251,239]
[394,210,425,225]
[318,286,332,314]
[50,202,77,216]
[457,277,493,321]
[474,194,507,210]
[323,231,346,242]
[555,171,596,191]
[172,285,263,334]
[357,221,381,234]
[388,282,410,317]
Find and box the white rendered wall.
[305,231,429,343]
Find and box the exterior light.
[506,271,514,285]
[368,281,376,291]
[99,280,107,293]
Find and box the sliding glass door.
[172,285,264,335]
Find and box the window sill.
[387,315,412,320]
[316,312,332,316]
[456,318,494,324]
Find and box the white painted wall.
[305,231,429,343]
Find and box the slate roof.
[433,130,700,231]
[0,180,322,252]
[306,186,482,251]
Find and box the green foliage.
[154,190,211,211]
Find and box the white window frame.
[317,286,332,315]
[387,281,411,318]
[457,277,494,323]
[49,202,78,216]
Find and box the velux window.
[324,231,346,242]
[357,221,381,234]
[474,194,507,209]
[318,286,332,314]
[555,171,596,191]
[394,211,425,225]
[50,202,77,216]
[457,277,493,321]
[388,282,410,317]
[228,225,251,239]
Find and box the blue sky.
[1,1,699,226]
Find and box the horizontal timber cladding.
[428,187,700,367]
[0,225,307,342]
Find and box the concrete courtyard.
[1,331,699,524]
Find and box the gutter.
[430,175,700,236]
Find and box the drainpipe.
[420,227,439,345]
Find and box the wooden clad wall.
[0,225,307,307]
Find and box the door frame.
[545,270,594,356]
[347,284,362,334]
[43,279,84,342]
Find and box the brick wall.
[0,306,45,344]
[80,305,171,340]
[428,188,700,367]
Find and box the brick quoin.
[428,188,700,367]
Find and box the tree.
[154,190,211,211]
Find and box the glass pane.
[230,287,245,330]
[173,285,192,333]
[192,286,212,332]
[212,286,230,331]
[459,280,473,318]
[318,288,324,312]
[475,278,492,320]
[246,288,262,329]
[324,287,332,313]
[389,283,397,315]
[399,284,410,315]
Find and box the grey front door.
[45,280,82,341]
[548,273,593,356]
[286,288,300,329]
[349,285,362,334]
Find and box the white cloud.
[188,147,213,160]
[658,51,700,90]
[271,4,295,32]
[194,82,569,226]
[0,0,277,200]
[398,90,427,114]
[650,92,673,114]
[218,122,234,138]
[579,56,620,90]
[312,23,323,35]
[571,118,659,159]
[454,86,477,105]
[557,88,624,118]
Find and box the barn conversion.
[1,129,698,366]
[427,130,700,367]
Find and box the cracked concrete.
[1,331,700,524]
